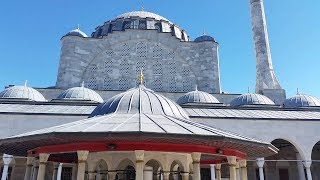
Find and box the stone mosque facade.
[0,0,320,180]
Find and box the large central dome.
[91,10,189,41]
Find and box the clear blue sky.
[0,0,319,97]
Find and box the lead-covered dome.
[90,85,189,119]
[57,85,103,103]
[284,94,320,108]
[230,93,275,107]
[194,34,216,43]
[65,28,88,37]
[0,85,46,102]
[177,88,220,105]
[91,10,189,41]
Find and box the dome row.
[0,84,319,109]
[0,85,103,103]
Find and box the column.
[144,166,153,180]
[215,164,221,180]
[71,165,77,180]
[227,156,237,180]
[163,172,170,180]
[239,160,248,180]
[77,150,89,180]
[37,153,50,180]
[256,158,265,180]
[181,172,189,180]
[57,163,63,180]
[236,162,241,180]
[1,154,13,180]
[191,152,201,180]
[135,150,145,180]
[296,153,306,180]
[88,172,97,180]
[32,165,39,180]
[303,161,312,180]
[210,164,216,180]
[24,157,34,180]
[52,163,58,180]
[108,171,117,180]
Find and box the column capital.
[134,150,145,162]
[38,153,50,163]
[2,154,13,165]
[26,157,34,166]
[236,161,240,169]
[303,160,312,168]
[215,164,221,170]
[239,160,247,168]
[77,150,89,162]
[191,152,201,163]
[210,164,215,168]
[256,158,265,168]
[227,156,237,166]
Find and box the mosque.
[0,0,320,180]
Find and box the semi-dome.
[230,93,275,107]
[177,88,220,105]
[91,10,189,41]
[284,94,320,108]
[57,84,103,103]
[194,34,216,42]
[65,28,88,37]
[90,85,189,119]
[0,85,46,102]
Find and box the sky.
[0,0,319,97]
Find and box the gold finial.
[141,5,144,11]
[139,68,144,85]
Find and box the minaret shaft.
[250,0,281,93]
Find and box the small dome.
[194,34,216,42]
[0,85,46,102]
[57,85,103,103]
[230,93,275,107]
[90,85,189,119]
[65,28,88,37]
[284,94,320,108]
[177,89,220,105]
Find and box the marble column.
[210,164,216,180]
[135,150,145,180]
[256,158,265,180]
[144,166,153,180]
[37,153,50,180]
[24,157,34,180]
[77,150,89,180]
[71,165,77,180]
[163,172,170,180]
[181,172,189,180]
[239,160,248,180]
[191,152,201,180]
[296,153,306,180]
[51,163,58,180]
[303,161,312,180]
[227,156,237,180]
[32,165,39,180]
[215,164,221,180]
[1,154,13,180]
[236,162,241,180]
[57,163,63,180]
[108,171,117,180]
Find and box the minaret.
[249,0,285,104]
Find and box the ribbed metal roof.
[57,86,103,103]
[284,94,320,108]
[230,93,275,107]
[177,89,220,105]
[0,86,46,102]
[90,85,189,119]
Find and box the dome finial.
[202,28,207,36]
[297,88,300,95]
[24,80,28,87]
[139,68,144,85]
[195,85,198,91]
[77,24,80,30]
[141,5,144,11]
[81,81,85,88]
[248,86,250,93]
